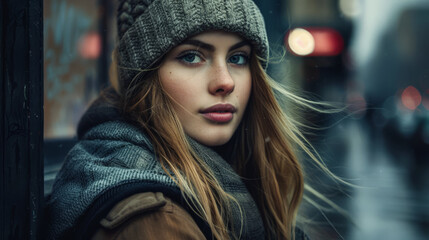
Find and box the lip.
[200,103,237,123]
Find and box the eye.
[177,52,203,64]
[228,54,249,65]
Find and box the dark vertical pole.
[0,0,44,239]
[97,0,113,91]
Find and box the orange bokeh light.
[78,32,101,59]
[401,86,421,110]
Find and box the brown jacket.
[91,192,310,240]
[91,192,206,240]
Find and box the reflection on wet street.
[316,118,429,240]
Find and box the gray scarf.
[46,120,265,239]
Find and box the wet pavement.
[311,117,429,240]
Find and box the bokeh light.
[311,28,344,56]
[401,86,422,110]
[287,28,315,56]
[339,0,362,19]
[286,28,344,56]
[78,32,101,59]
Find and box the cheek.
[236,73,252,105]
[159,68,196,111]
[159,67,181,97]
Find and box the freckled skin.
[159,31,252,146]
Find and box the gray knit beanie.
[117,0,269,90]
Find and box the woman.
[46,0,315,239]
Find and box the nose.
[208,63,235,96]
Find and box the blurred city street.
[278,0,429,237]
[303,114,429,240]
[342,119,428,240]
[344,1,429,238]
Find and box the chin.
[192,133,233,147]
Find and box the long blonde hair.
[105,48,335,240]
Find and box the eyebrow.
[181,39,251,52]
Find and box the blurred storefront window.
[43,0,116,195]
[43,0,116,139]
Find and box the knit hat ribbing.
[117,0,269,90]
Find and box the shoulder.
[65,120,156,169]
[46,122,165,239]
[91,192,206,240]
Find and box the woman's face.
[159,31,252,146]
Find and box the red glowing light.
[401,86,421,110]
[78,32,101,59]
[286,27,344,56]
